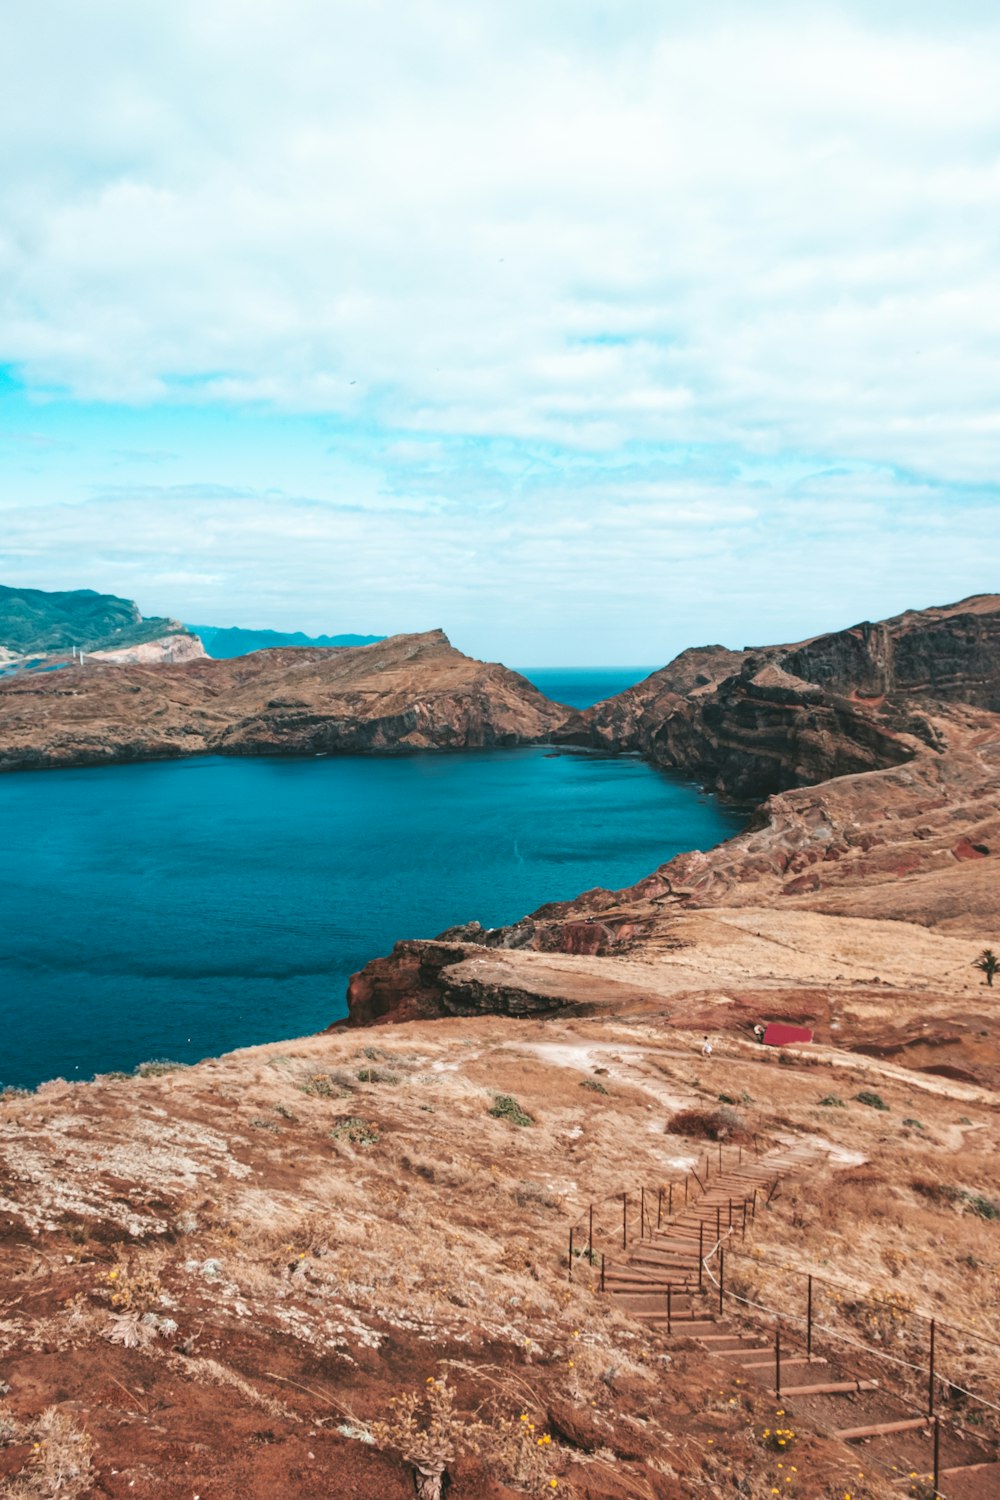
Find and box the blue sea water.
[519,666,654,708]
[0,670,742,1091]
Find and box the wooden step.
[775,1379,879,1397]
[835,1416,927,1441]
[740,1356,827,1371]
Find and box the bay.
[0,740,743,1090]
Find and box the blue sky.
[1,2,998,665]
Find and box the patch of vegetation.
[489,1094,534,1127]
[580,1078,608,1095]
[818,1095,845,1108]
[961,1192,1000,1221]
[331,1116,380,1147]
[250,1117,280,1132]
[356,1066,401,1085]
[272,1102,297,1121]
[902,1117,925,1130]
[298,1071,351,1098]
[854,1090,889,1111]
[717,1092,736,1105]
[134,1059,187,1078]
[666,1104,743,1140]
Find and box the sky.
[1,1,999,666]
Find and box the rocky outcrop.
[348,596,1000,1028]
[582,594,1000,800]
[0,629,573,772]
[90,632,207,666]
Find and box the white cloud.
[1,2,999,479]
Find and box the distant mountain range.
[189,625,384,658]
[0,585,192,660]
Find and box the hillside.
[0,629,574,772]
[0,585,199,663]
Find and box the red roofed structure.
[762,1022,814,1047]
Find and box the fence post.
[933,1414,940,1495]
[718,1140,723,1170]
[739,1142,743,1165]
[698,1221,704,1290]
[568,1227,574,1282]
[775,1323,782,1398]
[751,1189,757,1221]
[742,1200,747,1240]
[684,1175,689,1206]
[641,1186,646,1239]
[669,1181,674,1217]
[622,1192,627,1249]
[728,1197,733,1229]
[600,1253,605,1293]
[588,1203,593,1262]
[718,1247,725,1314]
[657,1186,663,1231]
[807,1275,813,1360]
[666,1283,672,1336]
[928,1318,936,1416]
[716,1205,721,1244]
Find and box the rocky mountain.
[190,624,385,657]
[0,584,202,666]
[578,592,1000,800]
[0,628,573,772]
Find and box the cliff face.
[348,596,1000,1029]
[0,629,572,772]
[583,594,1000,800]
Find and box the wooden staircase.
[594,1144,999,1499]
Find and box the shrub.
[960,1192,1000,1221]
[134,1059,187,1077]
[666,1105,744,1141]
[902,1118,925,1130]
[854,1091,889,1111]
[818,1095,845,1108]
[579,1079,607,1095]
[298,1071,351,1098]
[331,1116,379,1147]
[356,1067,400,1085]
[489,1095,533,1127]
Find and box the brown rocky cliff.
[0,629,577,772]
[349,597,1000,1027]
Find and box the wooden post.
[622,1192,627,1249]
[718,1247,725,1314]
[751,1189,757,1221]
[775,1324,782,1398]
[728,1197,733,1228]
[684,1176,689,1205]
[669,1182,674,1217]
[807,1275,813,1360]
[718,1140,723,1170]
[928,1318,936,1416]
[739,1143,743,1165]
[600,1253,605,1292]
[716,1205,721,1244]
[742,1200,747,1240]
[666,1283,672,1336]
[588,1203,593,1262]
[698,1221,704,1290]
[657,1186,663,1230]
[568,1227,574,1282]
[641,1186,646,1239]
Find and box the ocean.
[0,668,742,1089]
